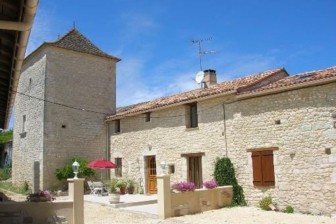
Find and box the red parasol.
[87,159,117,169]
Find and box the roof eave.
[237,76,336,100]
[105,90,237,122]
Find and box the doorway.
[146,156,157,194]
[187,156,203,188]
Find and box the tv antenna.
[191,37,216,71]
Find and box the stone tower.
[12,29,120,189]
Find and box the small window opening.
[168,164,175,174]
[115,119,121,133]
[145,112,151,122]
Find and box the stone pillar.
[157,174,172,219]
[32,161,40,193]
[68,178,84,224]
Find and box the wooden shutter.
[261,150,275,186]
[251,150,275,187]
[252,151,263,186]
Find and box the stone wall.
[13,46,117,189]
[110,82,336,215]
[42,47,117,189]
[109,96,231,191]
[12,49,46,188]
[226,82,336,215]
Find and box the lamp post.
[72,160,80,179]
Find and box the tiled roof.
[48,29,120,61]
[244,66,336,93]
[106,68,286,120]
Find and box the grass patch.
[0,181,31,195]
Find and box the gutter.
[4,0,39,128]
[236,75,336,100]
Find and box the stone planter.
[109,193,120,204]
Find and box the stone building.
[106,67,336,215]
[12,29,120,189]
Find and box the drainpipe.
[222,104,228,157]
[2,0,39,128]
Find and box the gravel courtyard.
[4,190,336,224]
[85,203,336,224]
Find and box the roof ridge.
[47,28,120,61]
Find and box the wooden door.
[147,156,157,194]
[188,156,202,188]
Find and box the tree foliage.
[214,157,247,206]
[0,129,13,145]
[55,158,95,181]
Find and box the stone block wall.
[12,50,46,188]
[109,96,230,191]
[42,48,116,189]
[225,82,336,215]
[13,46,117,189]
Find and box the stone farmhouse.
[12,29,336,215]
[106,67,336,215]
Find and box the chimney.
[203,69,217,88]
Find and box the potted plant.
[115,179,127,195]
[109,178,120,204]
[202,180,217,189]
[126,179,137,194]
[171,181,195,192]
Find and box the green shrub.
[55,158,95,181]
[0,181,31,195]
[0,129,12,145]
[284,205,294,213]
[214,157,246,206]
[259,196,273,211]
[0,166,11,181]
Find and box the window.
[145,112,151,122]
[114,119,120,133]
[22,115,26,133]
[168,164,175,174]
[251,150,275,187]
[185,103,198,128]
[115,158,122,177]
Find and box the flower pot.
[109,193,120,204]
[127,186,135,194]
[119,187,126,195]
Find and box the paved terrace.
[84,194,158,216]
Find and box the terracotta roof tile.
[244,66,336,93]
[48,29,120,61]
[107,68,285,120]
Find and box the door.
[188,156,203,188]
[147,156,157,194]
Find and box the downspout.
[222,103,228,157]
[3,0,39,128]
[106,122,111,179]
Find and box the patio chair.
[90,181,108,196]
[87,181,96,195]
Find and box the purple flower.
[202,180,217,189]
[172,181,195,192]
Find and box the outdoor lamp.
[160,161,166,175]
[72,160,80,179]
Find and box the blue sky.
[8,0,335,128]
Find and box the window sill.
[185,127,199,131]
[20,132,27,138]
